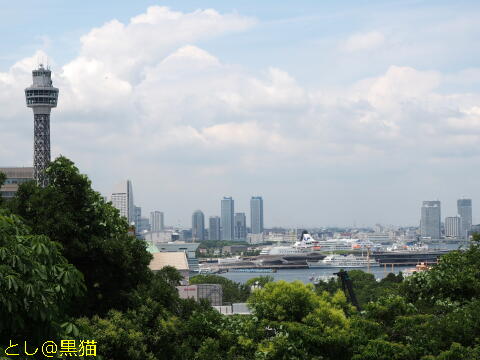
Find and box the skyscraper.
[234,212,247,241]
[445,216,461,238]
[134,207,150,234]
[134,206,142,232]
[420,200,441,239]
[221,197,234,240]
[250,196,264,234]
[25,65,59,187]
[150,211,164,232]
[192,210,205,241]
[111,180,135,224]
[209,216,221,240]
[457,198,472,239]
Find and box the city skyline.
[2,2,480,226]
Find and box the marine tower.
[25,65,59,187]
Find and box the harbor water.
[217,242,468,284]
[219,265,413,284]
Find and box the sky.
[1,0,480,228]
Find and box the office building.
[420,200,441,239]
[221,197,234,240]
[250,196,264,234]
[134,206,142,229]
[0,167,34,199]
[25,65,59,187]
[457,198,472,239]
[138,217,150,234]
[445,216,461,238]
[192,210,205,241]
[150,211,164,232]
[110,180,135,224]
[234,212,247,241]
[209,216,221,240]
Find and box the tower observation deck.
[25,65,59,187]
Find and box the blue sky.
[1,1,480,227]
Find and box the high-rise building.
[234,212,247,241]
[134,205,150,234]
[250,196,264,234]
[0,167,34,199]
[209,216,221,241]
[420,200,441,239]
[150,211,164,232]
[445,216,461,238]
[192,210,205,241]
[25,65,59,187]
[134,206,142,231]
[221,197,234,240]
[138,217,151,234]
[457,198,472,239]
[111,180,135,224]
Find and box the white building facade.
[110,180,135,224]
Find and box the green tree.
[352,339,416,360]
[76,266,220,360]
[403,236,480,309]
[245,275,274,288]
[0,212,85,345]
[9,156,152,315]
[248,280,348,323]
[422,343,480,360]
[315,270,402,307]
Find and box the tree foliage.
[245,275,274,288]
[402,236,480,310]
[0,212,85,344]
[8,156,152,315]
[315,270,403,307]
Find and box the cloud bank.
[1,6,479,226]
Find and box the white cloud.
[78,6,255,82]
[2,6,480,226]
[342,31,385,52]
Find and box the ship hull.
[373,250,449,264]
[307,262,380,269]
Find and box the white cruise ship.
[260,246,313,256]
[260,232,322,255]
[307,254,379,268]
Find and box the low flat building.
[223,245,248,255]
[366,233,391,244]
[177,284,223,306]
[247,233,264,244]
[213,303,251,315]
[149,251,190,284]
[145,230,181,243]
[152,241,200,271]
[0,167,34,199]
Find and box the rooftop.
[149,252,189,272]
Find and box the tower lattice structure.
[25,65,59,187]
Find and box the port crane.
[334,270,361,311]
[297,230,361,311]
